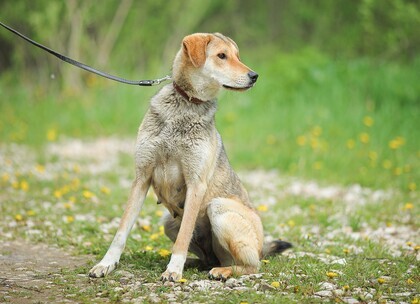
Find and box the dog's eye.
[217,53,227,60]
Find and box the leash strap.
[0,21,171,86]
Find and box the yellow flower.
[343,248,350,254]
[415,245,420,251]
[155,210,163,217]
[145,245,153,251]
[412,298,419,304]
[257,204,268,212]
[150,233,160,241]
[407,278,414,285]
[159,225,165,235]
[261,259,270,264]
[15,214,23,221]
[141,225,152,232]
[83,190,94,199]
[287,220,295,228]
[35,164,45,173]
[100,186,111,195]
[158,249,171,258]
[296,135,306,146]
[346,139,355,149]
[54,190,63,198]
[388,136,405,150]
[46,128,57,141]
[26,210,36,216]
[326,271,338,278]
[177,278,187,283]
[271,281,280,288]
[359,133,370,144]
[69,196,76,203]
[65,215,75,223]
[404,203,414,210]
[325,248,331,254]
[408,182,416,191]
[377,277,386,284]
[20,180,29,191]
[363,116,374,127]
[343,285,350,291]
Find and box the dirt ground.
[0,239,91,304]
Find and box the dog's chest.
[151,159,187,219]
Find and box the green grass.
[0,51,419,303]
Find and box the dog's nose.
[248,71,259,83]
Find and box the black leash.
[0,21,171,86]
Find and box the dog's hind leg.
[89,177,150,278]
[207,198,264,280]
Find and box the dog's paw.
[88,261,118,278]
[208,267,233,281]
[160,270,182,282]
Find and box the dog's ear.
[182,34,211,68]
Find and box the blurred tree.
[0,0,418,90]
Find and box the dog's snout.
[248,71,259,83]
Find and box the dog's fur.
[89,33,291,281]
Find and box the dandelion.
[54,190,63,199]
[343,248,350,254]
[271,281,280,288]
[1,173,10,182]
[363,116,374,127]
[296,135,306,146]
[415,245,420,251]
[177,278,187,284]
[404,203,414,210]
[15,214,23,221]
[257,204,268,212]
[326,271,338,278]
[141,225,152,232]
[261,259,270,264]
[325,248,331,254]
[158,249,171,258]
[407,278,414,285]
[35,164,45,173]
[100,186,111,195]
[343,285,350,291]
[346,139,355,149]
[145,245,153,251]
[150,233,160,241]
[377,277,386,284]
[63,202,73,209]
[287,220,295,228]
[26,210,36,216]
[159,225,165,235]
[20,180,29,191]
[359,133,370,144]
[408,182,416,191]
[83,190,94,199]
[46,128,57,141]
[388,136,405,150]
[155,210,163,217]
[65,215,75,223]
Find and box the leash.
[0,21,171,86]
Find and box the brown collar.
[173,82,206,104]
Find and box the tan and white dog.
[89,33,291,281]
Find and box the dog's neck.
[173,82,206,104]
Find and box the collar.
[173,82,206,104]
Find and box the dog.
[89,33,291,281]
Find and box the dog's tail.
[262,240,292,258]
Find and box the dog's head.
[173,33,258,100]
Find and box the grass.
[0,50,419,303]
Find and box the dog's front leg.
[89,177,150,278]
[161,182,206,282]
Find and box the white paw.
[88,261,118,278]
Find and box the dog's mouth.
[222,84,254,91]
